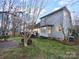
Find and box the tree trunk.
[13,29,16,37]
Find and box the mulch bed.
[62,38,79,45]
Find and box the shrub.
[0,35,9,39]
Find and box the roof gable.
[40,6,69,19]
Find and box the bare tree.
[0,0,47,45]
[1,0,15,36]
[20,0,47,46]
[8,0,22,36]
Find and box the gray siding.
[46,10,63,25]
[39,7,72,40]
[40,10,63,26]
[63,9,72,37]
[39,27,48,37]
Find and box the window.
[41,27,46,33]
[0,14,2,20]
[48,26,52,34]
[56,25,62,32]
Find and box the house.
[0,11,27,36]
[39,6,72,41]
[0,11,9,35]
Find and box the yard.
[0,37,79,59]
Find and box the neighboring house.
[39,6,72,41]
[0,11,9,36]
[0,11,27,36]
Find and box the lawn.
[0,37,79,59]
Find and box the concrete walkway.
[0,40,19,48]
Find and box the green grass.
[0,38,79,59]
[8,37,23,43]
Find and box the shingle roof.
[40,6,69,19]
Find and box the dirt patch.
[0,40,19,48]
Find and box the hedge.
[0,35,9,39]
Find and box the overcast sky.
[0,0,79,16]
[0,0,79,25]
[40,0,79,17]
